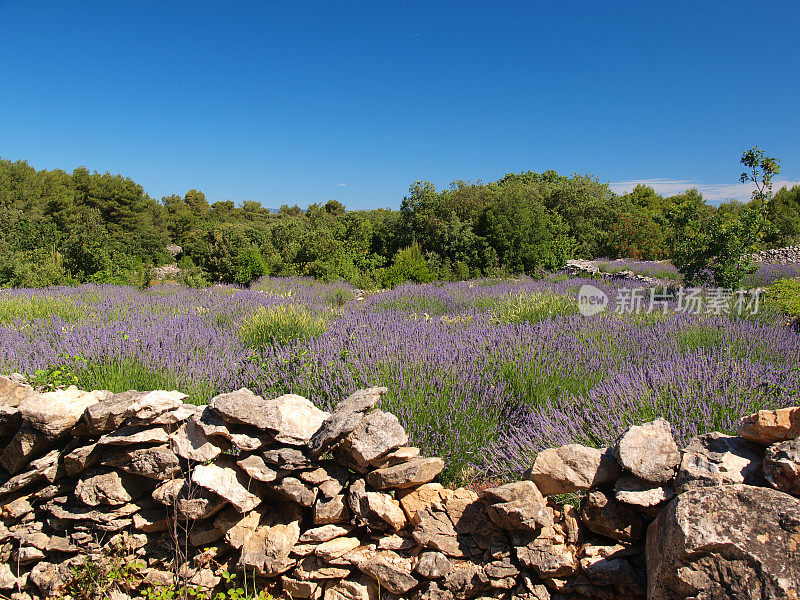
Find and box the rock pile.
[0,375,798,600]
[751,244,800,264]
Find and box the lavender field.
[1,272,798,484]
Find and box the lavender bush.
[1,274,797,484]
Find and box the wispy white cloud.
[610,178,800,203]
[337,183,347,187]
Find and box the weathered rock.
[282,576,320,599]
[299,524,352,544]
[151,479,227,520]
[210,389,328,445]
[315,537,361,560]
[44,499,141,529]
[314,494,349,525]
[259,448,309,471]
[371,446,421,469]
[97,425,170,446]
[103,445,181,480]
[237,454,283,483]
[0,406,22,437]
[481,481,553,532]
[324,578,376,600]
[295,556,352,580]
[415,551,451,579]
[308,387,387,458]
[366,457,445,490]
[2,495,34,520]
[171,418,227,462]
[0,448,60,495]
[75,469,146,506]
[19,386,111,437]
[512,531,578,579]
[398,483,451,526]
[0,563,16,590]
[83,390,141,433]
[739,406,800,445]
[348,479,407,530]
[614,418,680,483]
[0,374,34,407]
[579,554,640,588]
[0,424,57,474]
[526,444,621,495]
[357,550,419,594]
[334,410,408,468]
[239,512,301,577]
[193,406,272,451]
[192,456,264,513]
[441,562,489,598]
[123,390,187,421]
[137,403,199,426]
[273,476,318,507]
[676,432,764,492]
[614,475,675,507]
[647,484,800,599]
[581,489,643,543]
[63,442,101,476]
[763,436,800,496]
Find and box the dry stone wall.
[752,244,800,264]
[0,375,798,600]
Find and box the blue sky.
[1,1,798,209]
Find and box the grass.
[492,291,578,324]
[0,296,89,324]
[240,304,330,350]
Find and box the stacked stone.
[751,244,800,264]
[1,373,799,600]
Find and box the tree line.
[1,157,798,288]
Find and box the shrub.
[766,277,800,318]
[382,241,434,288]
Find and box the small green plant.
[64,549,144,599]
[29,353,86,391]
[492,292,578,324]
[240,304,330,349]
[765,278,800,320]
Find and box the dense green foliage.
[2,156,798,288]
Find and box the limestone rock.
[299,524,352,544]
[357,550,419,595]
[738,406,800,445]
[512,531,578,579]
[366,457,445,490]
[282,576,320,599]
[647,484,800,599]
[581,489,643,543]
[75,469,146,506]
[63,442,101,476]
[0,423,55,474]
[0,563,16,590]
[0,375,34,407]
[763,436,800,496]
[97,425,170,446]
[441,562,489,598]
[415,551,451,579]
[103,445,181,480]
[210,389,328,445]
[335,410,408,468]
[614,475,675,507]
[192,456,264,513]
[262,447,311,469]
[315,537,361,560]
[0,449,60,495]
[237,454,283,483]
[314,494,349,525]
[295,556,352,580]
[83,390,141,433]
[398,483,451,526]
[19,386,111,437]
[614,418,680,483]
[151,479,227,520]
[273,476,318,507]
[675,432,764,492]
[324,578,376,600]
[308,386,387,458]
[348,479,407,530]
[193,406,272,451]
[371,446,421,469]
[171,418,227,462]
[0,406,22,437]
[481,480,553,532]
[526,444,621,495]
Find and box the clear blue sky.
[1,1,798,209]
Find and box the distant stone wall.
[752,244,800,264]
[0,375,798,599]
